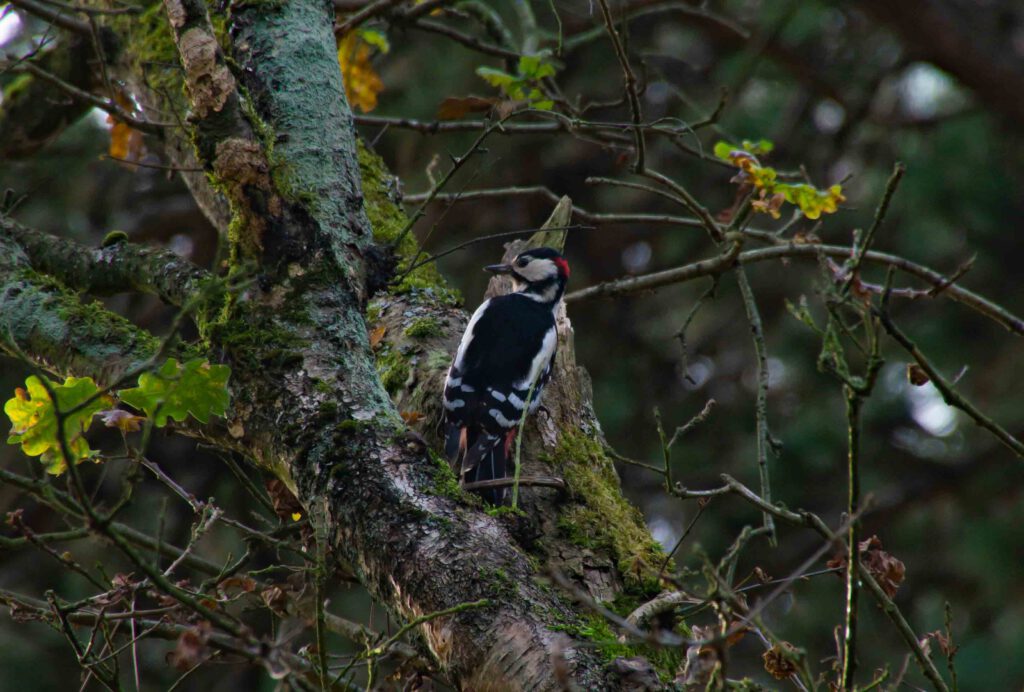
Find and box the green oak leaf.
[4,375,109,474]
[118,358,230,427]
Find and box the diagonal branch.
[0,37,98,158]
[5,0,91,35]
[3,59,168,134]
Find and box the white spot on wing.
[488,408,516,428]
[490,390,506,402]
[444,398,465,410]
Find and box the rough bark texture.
[0,0,668,687]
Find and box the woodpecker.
[443,247,571,504]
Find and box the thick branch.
[0,234,160,384]
[2,216,212,307]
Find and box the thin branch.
[5,0,90,34]
[596,0,645,171]
[101,154,205,172]
[462,476,565,492]
[400,185,710,229]
[642,168,724,242]
[391,118,509,249]
[735,266,776,543]
[335,0,403,35]
[35,0,139,16]
[2,59,168,134]
[355,114,562,134]
[844,162,906,288]
[565,242,1024,336]
[716,474,951,692]
[876,308,1024,457]
[409,18,520,59]
[395,223,591,279]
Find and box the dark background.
[2,1,1023,688]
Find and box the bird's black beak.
[484,263,513,275]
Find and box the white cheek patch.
[519,258,557,282]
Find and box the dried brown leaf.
[369,324,387,349]
[828,535,906,599]
[167,621,212,671]
[762,641,799,680]
[436,95,498,120]
[400,411,426,424]
[907,363,930,386]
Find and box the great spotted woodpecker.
[443,247,570,504]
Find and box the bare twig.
[5,0,90,34]
[735,265,776,543]
[566,242,1024,336]
[596,0,645,171]
[876,308,1024,457]
[2,59,169,134]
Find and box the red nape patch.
[554,257,571,277]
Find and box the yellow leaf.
[337,32,384,113]
[107,92,146,163]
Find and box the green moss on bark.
[123,3,183,100]
[356,142,460,305]
[375,345,411,396]
[551,612,684,682]
[548,429,664,588]
[404,316,444,339]
[209,302,309,371]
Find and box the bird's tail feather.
[444,424,512,504]
[463,431,508,505]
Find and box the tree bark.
[0,0,667,687]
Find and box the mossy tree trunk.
[0,0,667,687]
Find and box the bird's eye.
[516,256,530,268]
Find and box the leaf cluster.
[4,358,231,475]
[714,140,846,220]
[476,53,557,110]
